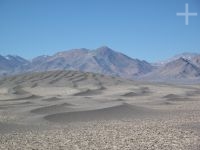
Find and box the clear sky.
[0,0,200,62]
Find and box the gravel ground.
[0,120,199,150]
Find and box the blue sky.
[0,0,200,62]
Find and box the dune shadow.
[44,103,159,123]
[30,103,73,114]
[42,97,62,102]
[73,87,105,96]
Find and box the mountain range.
[1,46,200,82]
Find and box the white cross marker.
[176,3,198,25]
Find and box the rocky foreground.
[0,119,200,150]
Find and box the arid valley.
[0,70,200,149]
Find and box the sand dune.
[2,94,41,102]
[73,88,104,96]
[0,70,200,149]
[163,94,181,99]
[44,103,158,123]
[163,94,197,102]
[31,103,73,114]
[186,90,200,96]
[41,97,62,102]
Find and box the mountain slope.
[1,48,200,82]
[190,56,200,68]
[0,55,30,76]
[30,46,153,79]
[155,53,200,66]
[159,58,200,78]
[143,58,200,81]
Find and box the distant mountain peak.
[1,47,200,82]
[27,46,153,78]
[156,57,200,78]
[96,46,114,52]
[174,57,190,63]
[94,46,118,57]
[155,52,200,66]
[97,46,112,50]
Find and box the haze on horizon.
[0,0,200,62]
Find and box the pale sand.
[0,70,200,149]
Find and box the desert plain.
[0,70,200,149]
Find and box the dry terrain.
[0,70,200,149]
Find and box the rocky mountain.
[155,53,200,66]
[141,57,200,83]
[0,47,200,82]
[159,58,199,77]
[162,58,200,78]
[190,56,200,68]
[0,55,30,76]
[30,46,153,79]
